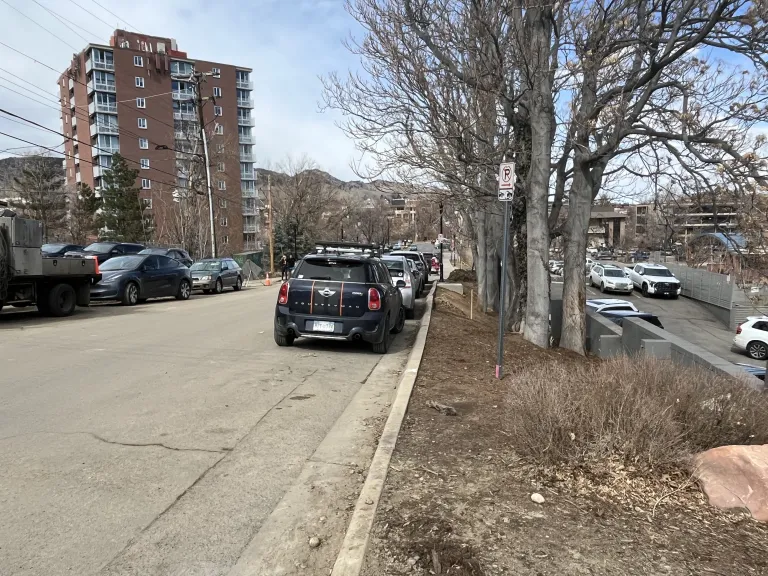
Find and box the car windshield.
[84,242,116,253]
[296,259,367,282]
[139,248,166,255]
[645,268,673,277]
[42,243,67,252]
[604,269,625,277]
[99,255,143,271]
[383,259,404,271]
[191,261,222,271]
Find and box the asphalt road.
[0,282,422,576]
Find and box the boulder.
[694,444,768,522]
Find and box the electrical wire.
[0,0,80,51]
[65,0,116,30]
[31,0,103,43]
[0,67,62,102]
[88,0,139,32]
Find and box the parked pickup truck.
[623,263,682,298]
[1,212,100,317]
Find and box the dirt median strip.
[330,282,437,576]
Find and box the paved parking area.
[0,282,425,576]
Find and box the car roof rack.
[313,241,381,257]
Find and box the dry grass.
[505,356,768,472]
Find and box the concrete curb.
[330,282,437,576]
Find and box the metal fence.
[665,263,734,308]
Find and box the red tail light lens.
[736,325,743,335]
[278,282,289,305]
[368,287,381,311]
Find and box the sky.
[0,0,364,180]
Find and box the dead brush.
[505,356,768,473]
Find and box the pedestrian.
[280,255,288,281]
[287,254,296,277]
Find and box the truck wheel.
[121,282,139,306]
[372,315,391,354]
[642,283,649,297]
[47,283,77,317]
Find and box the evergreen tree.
[12,154,67,241]
[98,153,153,242]
[68,183,101,245]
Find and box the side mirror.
[396,279,406,288]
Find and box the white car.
[733,316,768,360]
[624,263,682,298]
[586,298,639,313]
[590,263,633,293]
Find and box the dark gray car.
[190,258,243,294]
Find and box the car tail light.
[736,324,743,335]
[405,275,411,287]
[278,282,289,305]
[368,287,381,311]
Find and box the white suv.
[590,264,633,294]
[733,316,768,360]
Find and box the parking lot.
[0,282,425,575]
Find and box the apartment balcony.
[243,224,258,233]
[237,117,255,127]
[89,101,118,115]
[93,165,107,179]
[238,134,253,144]
[242,206,258,216]
[86,59,114,74]
[173,111,197,121]
[243,240,260,251]
[93,145,119,156]
[74,152,80,164]
[236,80,253,90]
[172,91,195,101]
[87,80,116,94]
[76,171,81,183]
[240,170,255,180]
[90,122,119,137]
[241,186,257,198]
[237,98,254,108]
[240,153,254,162]
[71,115,77,129]
[68,77,74,91]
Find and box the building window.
[138,118,147,129]
[219,198,227,208]
[136,97,145,108]
[222,235,229,244]
[211,67,221,76]
[141,178,151,189]
[134,55,143,67]
[217,162,225,172]
[139,137,149,149]
[214,106,222,116]
[220,216,228,227]
[216,143,225,153]
[135,77,145,88]
[217,180,226,190]
[214,124,223,135]
[140,158,150,169]
[142,198,152,209]
[213,87,222,97]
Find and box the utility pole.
[439,201,444,282]
[192,69,217,257]
[267,174,274,273]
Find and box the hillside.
[0,155,64,195]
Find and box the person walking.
[287,254,296,278]
[280,255,288,281]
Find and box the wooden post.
[470,289,474,320]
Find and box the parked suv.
[69,242,145,264]
[590,263,633,294]
[274,254,405,353]
[733,316,768,360]
[624,263,682,298]
[139,247,193,267]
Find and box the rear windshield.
[383,259,404,271]
[603,269,625,277]
[296,259,368,282]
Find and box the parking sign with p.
[497,161,516,201]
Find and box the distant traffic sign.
[498,162,516,201]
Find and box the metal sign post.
[496,162,516,379]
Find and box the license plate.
[312,321,336,333]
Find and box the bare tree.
[67,183,100,245]
[11,153,67,242]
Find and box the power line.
[31,0,103,43]
[65,0,117,30]
[0,82,64,110]
[0,67,61,102]
[88,0,138,32]
[0,0,80,51]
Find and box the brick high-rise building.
[58,30,258,255]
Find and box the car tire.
[391,306,405,334]
[600,282,606,293]
[274,328,294,347]
[406,307,415,320]
[372,315,390,354]
[234,276,243,291]
[176,279,191,300]
[121,282,139,306]
[47,283,77,317]
[748,340,768,360]
[214,278,223,294]
[642,283,649,297]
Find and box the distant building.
[58,29,255,254]
[587,207,628,247]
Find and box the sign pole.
[496,199,510,379]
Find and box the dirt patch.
[447,269,477,283]
[361,287,768,576]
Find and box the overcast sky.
[0,0,363,180]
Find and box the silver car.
[382,255,416,319]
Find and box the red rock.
[694,444,768,522]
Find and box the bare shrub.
[505,356,768,471]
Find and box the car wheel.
[391,306,405,334]
[176,279,191,300]
[274,328,294,347]
[406,307,415,320]
[47,283,77,317]
[600,282,606,293]
[372,315,391,354]
[748,340,768,360]
[642,283,649,297]
[121,282,139,306]
[234,276,243,291]
[214,278,223,294]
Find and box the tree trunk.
[506,188,527,331]
[474,207,488,312]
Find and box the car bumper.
[647,285,682,296]
[275,307,388,344]
[733,335,748,351]
[90,284,121,300]
[192,279,216,290]
[604,285,633,293]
